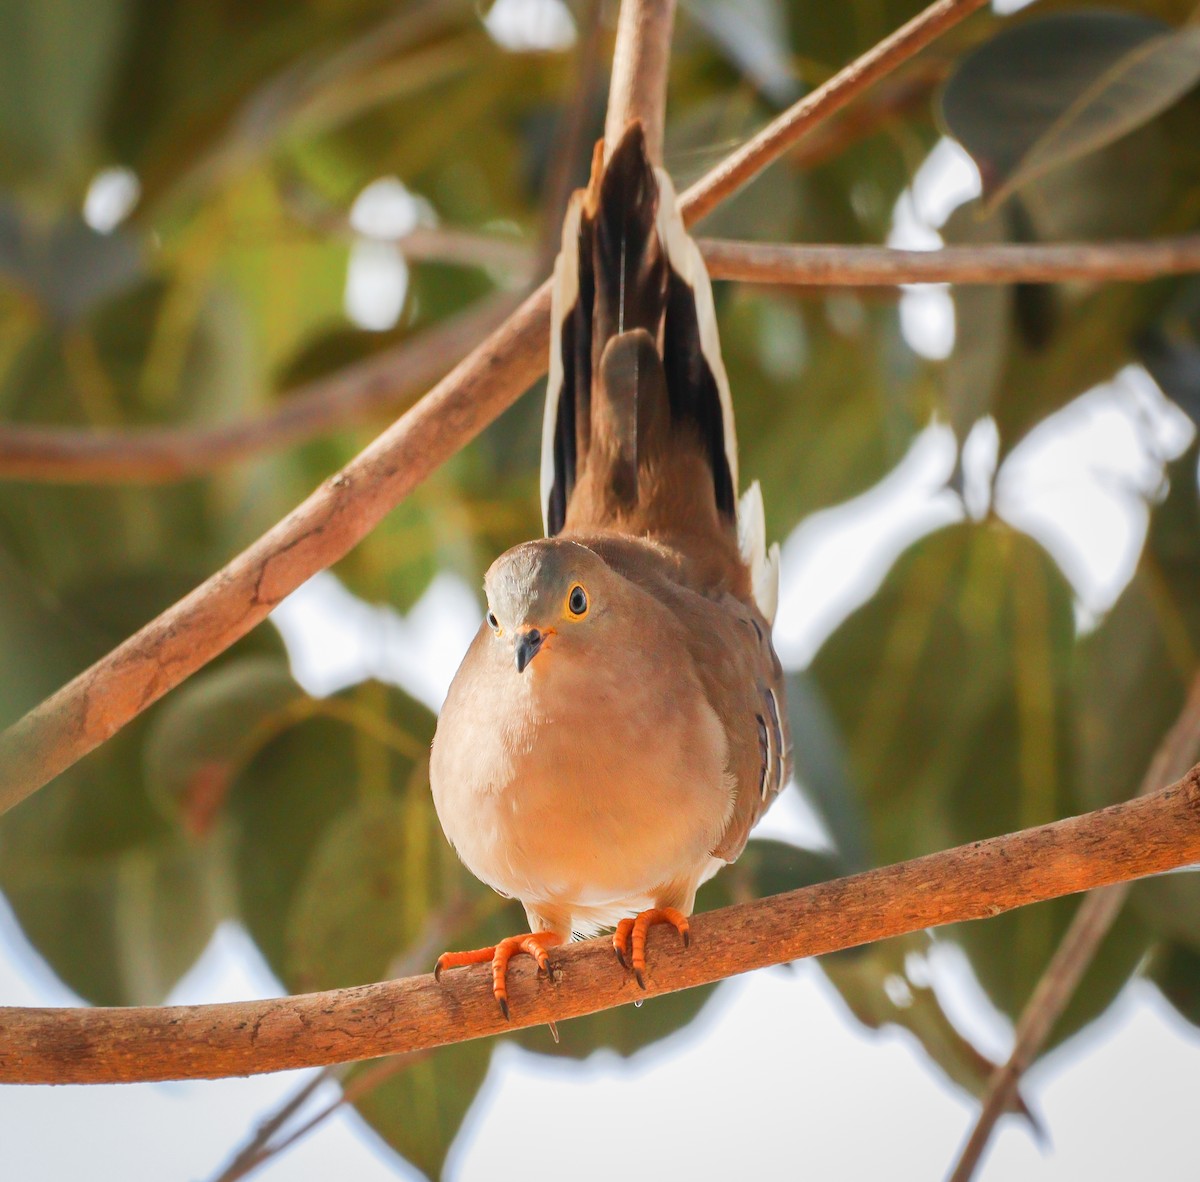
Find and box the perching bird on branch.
[430,121,790,1016]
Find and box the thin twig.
[700,235,1200,286]
[0,292,519,484]
[214,1053,429,1182]
[3,767,1199,1085]
[210,1069,336,1182]
[680,0,989,225]
[0,0,995,817]
[7,234,1198,487]
[604,0,677,164]
[208,908,467,1182]
[946,672,1200,1182]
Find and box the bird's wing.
[584,533,792,863]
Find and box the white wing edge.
[738,481,781,625]
[540,195,584,537]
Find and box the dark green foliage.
[2,2,1200,1177]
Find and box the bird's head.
[483,539,614,674]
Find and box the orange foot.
[434,932,562,1019]
[612,907,691,989]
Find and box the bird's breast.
[430,650,734,912]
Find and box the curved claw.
[434,933,562,1019]
[613,908,691,989]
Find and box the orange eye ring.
[566,584,589,618]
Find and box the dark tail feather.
[541,121,739,537]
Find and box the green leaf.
[1149,940,1200,1029]
[0,0,132,200]
[1075,448,1200,950]
[0,828,222,1006]
[286,791,456,992]
[810,521,1146,1042]
[821,934,1033,1114]
[143,656,306,835]
[350,1041,492,1182]
[0,705,225,1005]
[940,10,1200,206]
[940,200,1013,444]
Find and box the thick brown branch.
[680,0,989,225]
[2,768,1199,1085]
[700,235,1200,286]
[947,671,1200,1182]
[0,293,519,484]
[0,0,991,814]
[0,285,552,814]
[604,0,677,164]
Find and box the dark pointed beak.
[514,627,544,673]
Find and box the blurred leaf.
[684,0,800,106]
[1076,448,1200,950]
[0,0,132,200]
[350,1042,492,1181]
[0,825,222,1006]
[810,521,1146,1042]
[0,208,144,324]
[941,200,1013,444]
[0,700,224,1005]
[785,673,871,873]
[143,656,306,836]
[940,10,1200,205]
[1149,940,1200,1028]
[821,934,1034,1116]
[1138,278,1200,427]
[812,522,1076,863]
[287,790,450,992]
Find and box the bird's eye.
[486,610,499,631]
[567,584,588,617]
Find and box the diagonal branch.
[0,0,991,816]
[6,233,1200,486]
[946,670,1200,1182]
[0,292,519,484]
[2,767,1199,1085]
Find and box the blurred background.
[2,0,1200,1177]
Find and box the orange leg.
[612,907,691,989]
[435,932,562,1019]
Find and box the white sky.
[5,112,1200,1182]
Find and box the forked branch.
[0,0,992,815]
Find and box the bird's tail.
[540,121,777,620]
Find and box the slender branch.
[0,283,551,813]
[604,0,677,164]
[947,671,1200,1182]
[700,235,1200,286]
[0,0,993,815]
[7,233,1197,487]
[0,292,519,484]
[2,768,1199,1085]
[213,1054,428,1182]
[210,1068,336,1182]
[680,0,988,225]
[208,911,463,1182]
